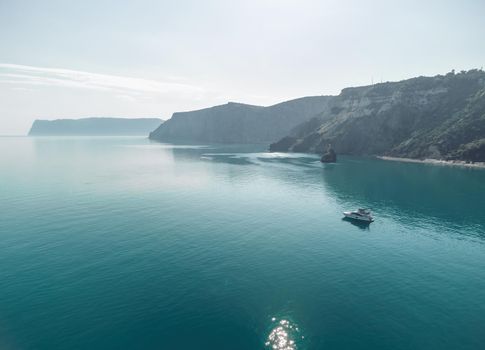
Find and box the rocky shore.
[378,156,485,169]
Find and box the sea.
[1,136,484,350]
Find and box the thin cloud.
[0,63,206,100]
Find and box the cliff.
[28,117,163,136]
[148,97,331,143]
[270,70,485,162]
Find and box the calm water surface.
[0,136,484,350]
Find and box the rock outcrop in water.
[321,145,337,163]
[29,117,163,136]
[270,69,485,162]
[148,97,331,143]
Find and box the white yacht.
[343,208,374,222]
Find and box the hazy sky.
[1,0,484,134]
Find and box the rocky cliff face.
[29,118,163,136]
[270,70,485,161]
[149,97,331,143]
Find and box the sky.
[0,0,484,135]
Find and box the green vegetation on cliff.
[270,70,485,162]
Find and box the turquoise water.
[1,136,485,350]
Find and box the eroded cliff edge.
[270,70,485,162]
[149,97,331,144]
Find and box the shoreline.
[377,156,485,169]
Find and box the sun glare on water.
[265,318,303,350]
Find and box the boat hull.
[343,212,374,222]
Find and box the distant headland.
[28,117,163,136]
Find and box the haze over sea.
[1,136,484,350]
